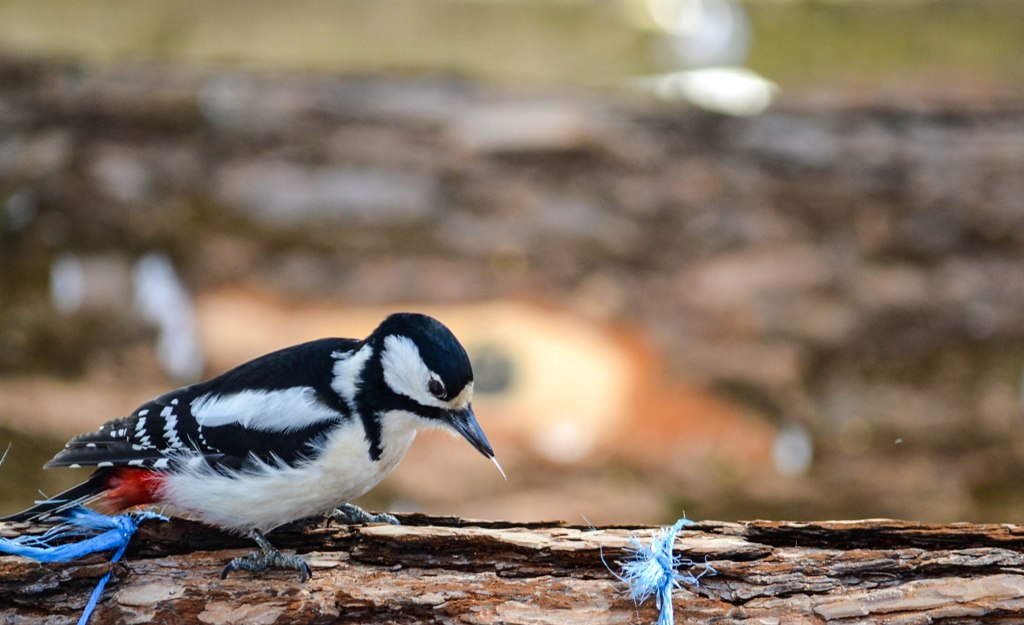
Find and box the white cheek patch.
[381,335,476,411]
[381,335,442,408]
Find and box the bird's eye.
[428,378,446,399]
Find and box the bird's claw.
[327,502,400,526]
[221,531,311,583]
[221,549,311,583]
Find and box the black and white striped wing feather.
[46,338,359,472]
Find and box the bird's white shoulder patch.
[190,387,339,432]
[331,344,374,411]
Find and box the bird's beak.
[449,405,507,480]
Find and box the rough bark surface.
[2,515,1024,624]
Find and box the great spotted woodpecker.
[2,313,504,581]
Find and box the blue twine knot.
[0,506,166,625]
[612,518,716,625]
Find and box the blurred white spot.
[894,438,903,445]
[50,253,135,315]
[90,148,152,203]
[50,253,87,315]
[134,253,205,382]
[646,0,750,67]
[772,423,814,476]
[637,68,777,117]
[449,104,594,154]
[531,421,598,465]
[635,0,777,116]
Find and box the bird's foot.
[221,529,311,582]
[327,502,399,526]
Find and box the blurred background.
[1,0,1023,526]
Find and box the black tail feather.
[0,470,110,524]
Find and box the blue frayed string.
[608,518,717,625]
[0,506,166,625]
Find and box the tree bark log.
[3,515,1024,624]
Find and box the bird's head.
[367,313,505,478]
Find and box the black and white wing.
[46,338,361,472]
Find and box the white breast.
[157,410,423,533]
